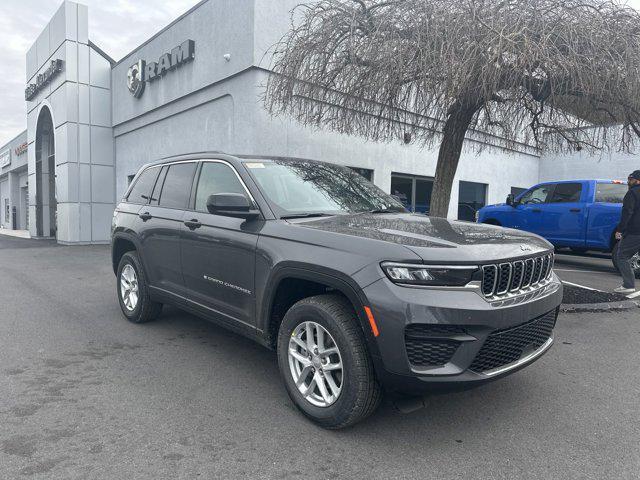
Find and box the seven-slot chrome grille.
[481,253,554,298]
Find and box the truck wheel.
[611,243,640,279]
[277,294,381,429]
[116,251,162,323]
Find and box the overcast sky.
[0,0,199,144]
[3,0,640,144]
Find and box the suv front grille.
[404,324,465,368]
[469,309,557,373]
[481,253,553,298]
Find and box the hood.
[294,213,551,263]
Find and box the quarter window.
[158,163,197,209]
[126,167,160,204]
[194,162,248,213]
[548,183,582,203]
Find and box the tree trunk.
[429,105,478,218]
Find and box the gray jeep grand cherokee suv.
[111,153,562,428]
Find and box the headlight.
[381,262,478,286]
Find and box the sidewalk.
[0,228,31,239]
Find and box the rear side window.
[595,183,627,203]
[548,183,582,203]
[158,163,197,209]
[126,167,160,204]
[148,167,168,206]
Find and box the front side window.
[548,183,582,203]
[158,163,197,209]
[519,184,552,204]
[195,162,248,213]
[245,159,405,217]
[126,167,160,204]
[595,183,627,203]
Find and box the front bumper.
[362,275,563,394]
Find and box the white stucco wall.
[539,148,638,183]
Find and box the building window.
[348,167,374,182]
[390,173,433,214]
[511,186,527,198]
[458,181,487,221]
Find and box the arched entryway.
[35,106,56,238]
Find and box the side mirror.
[506,194,515,207]
[206,193,261,220]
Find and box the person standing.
[613,170,640,293]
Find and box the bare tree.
[265,0,640,217]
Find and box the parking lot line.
[554,268,603,274]
[561,280,606,292]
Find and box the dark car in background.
[111,153,563,428]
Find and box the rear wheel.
[611,242,640,279]
[277,294,381,429]
[116,251,162,323]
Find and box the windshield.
[243,159,406,217]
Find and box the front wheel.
[611,242,640,279]
[277,294,381,429]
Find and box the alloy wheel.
[120,264,139,311]
[288,321,343,407]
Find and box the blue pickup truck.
[477,179,639,275]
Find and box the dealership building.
[0,0,637,243]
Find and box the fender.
[111,231,146,275]
[259,262,383,361]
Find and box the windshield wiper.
[367,208,405,214]
[280,213,336,220]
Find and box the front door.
[512,183,553,234]
[181,161,261,328]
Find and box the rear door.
[538,182,586,246]
[139,161,197,294]
[180,160,261,328]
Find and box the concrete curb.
[561,299,640,313]
[0,229,31,239]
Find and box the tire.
[277,294,381,429]
[116,251,162,323]
[611,242,640,279]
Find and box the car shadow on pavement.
[149,305,554,439]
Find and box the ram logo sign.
[126,40,195,98]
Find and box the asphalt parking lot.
[554,250,619,290]
[0,235,639,479]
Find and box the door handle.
[184,219,202,230]
[138,211,152,221]
[570,208,581,213]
